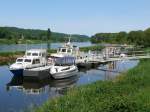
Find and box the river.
[0,42,93,52]
[0,60,138,112]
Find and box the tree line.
[91,28,150,47]
[0,27,89,43]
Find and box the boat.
[9,49,47,76]
[50,56,78,79]
[50,38,79,58]
[50,38,91,67]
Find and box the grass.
[35,59,150,112]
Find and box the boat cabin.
[25,49,47,58]
[16,57,42,68]
[57,47,73,54]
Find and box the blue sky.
[0,0,150,36]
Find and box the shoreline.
[35,59,150,112]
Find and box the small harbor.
[0,1,150,111]
[0,40,149,112]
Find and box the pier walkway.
[76,52,150,65]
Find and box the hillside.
[0,27,89,43]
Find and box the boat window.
[32,53,38,56]
[61,49,66,52]
[42,53,46,57]
[68,49,71,53]
[17,59,23,62]
[32,59,40,64]
[24,59,31,63]
[35,59,40,63]
[58,48,61,52]
[27,53,31,56]
[32,60,36,64]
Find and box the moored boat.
[9,49,47,76]
[50,65,78,79]
[50,56,78,79]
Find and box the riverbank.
[35,59,150,112]
[0,39,46,44]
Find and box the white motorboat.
[50,56,78,79]
[9,49,47,76]
[50,39,79,58]
[50,39,91,66]
[50,65,78,79]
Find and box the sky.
[0,0,150,36]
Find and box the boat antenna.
[68,34,71,44]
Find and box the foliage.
[0,27,90,44]
[91,28,150,47]
[35,59,150,112]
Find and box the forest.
[0,27,89,44]
[91,28,150,47]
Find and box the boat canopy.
[55,56,75,65]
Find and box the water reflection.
[6,75,79,95]
[50,75,79,95]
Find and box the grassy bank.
[35,59,150,112]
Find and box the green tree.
[115,32,127,43]
[144,28,150,47]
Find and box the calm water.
[0,60,139,112]
[0,42,93,52]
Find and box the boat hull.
[23,66,51,79]
[10,69,23,76]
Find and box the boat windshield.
[32,53,38,56]
[24,59,32,63]
[67,49,72,53]
[27,53,31,56]
[61,48,66,53]
[55,57,75,66]
[16,59,23,62]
